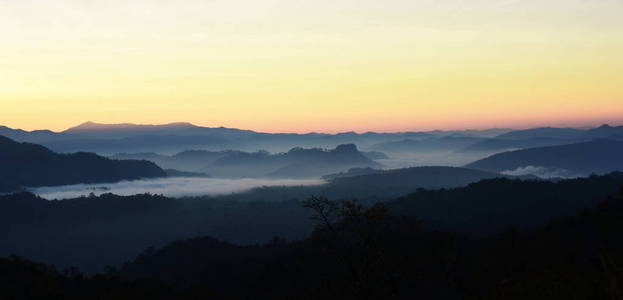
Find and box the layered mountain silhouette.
[112,145,385,178]
[466,139,623,176]
[206,144,380,178]
[0,122,512,155]
[45,135,241,154]
[371,136,485,153]
[0,125,57,143]
[112,150,237,172]
[3,120,623,299]
[585,124,623,139]
[4,121,623,173]
[494,127,587,140]
[459,137,578,153]
[0,135,165,192]
[113,149,388,174]
[459,125,623,153]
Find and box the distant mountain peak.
[67,122,136,132]
[165,122,195,128]
[65,121,198,132]
[593,124,622,130]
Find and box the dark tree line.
[3,186,623,299]
[2,175,623,299]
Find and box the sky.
[1,0,622,133]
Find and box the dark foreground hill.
[0,165,504,272]
[115,188,623,299]
[137,185,623,299]
[2,171,622,275]
[5,180,620,299]
[0,135,165,192]
[465,139,623,176]
[389,172,623,233]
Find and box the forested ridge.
[1,174,623,299]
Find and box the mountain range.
[0,122,514,155]
[3,122,623,179]
[204,144,381,178]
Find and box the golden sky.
[1,0,622,133]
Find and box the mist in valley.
[31,177,326,200]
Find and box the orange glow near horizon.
[1,1,622,133]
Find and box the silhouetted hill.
[45,135,241,154]
[111,150,236,172]
[120,237,275,291]
[0,192,314,273]
[389,172,623,233]
[3,123,620,157]
[460,125,623,154]
[2,172,622,278]
[66,121,194,132]
[465,139,623,175]
[371,136,485,153]
[0,125,58,143]
[584,124,623,139]
[208,166,518,205]
[459,137,579,153]
[0,256,178,300]
[64,121,257,139]
[5,184,623,299]
[327,166,506,190]
[0,135,165,192]
[60,122,424,153]
[206,144,380,178]
[114,148,388,176]
[114,181,623,299]
[495,127,586,140]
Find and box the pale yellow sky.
[1,0,622,132]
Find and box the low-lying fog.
[32,177,326,200]
[500,166,583,179]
